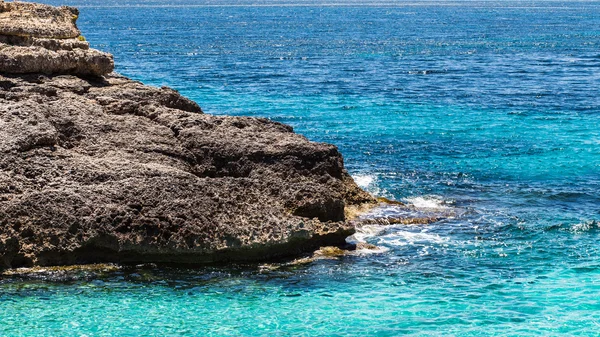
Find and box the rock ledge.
[0,1,114,76]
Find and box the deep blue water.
[2,0,600,335]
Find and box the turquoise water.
[2,1,600,335]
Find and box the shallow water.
[2,0,600,335]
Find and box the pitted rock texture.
[0,1,80,38]
[0,73,374,268]
[0,1,114,76]
[0,44,114,76]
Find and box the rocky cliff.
[0,1,374,268]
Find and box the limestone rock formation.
[0,1,113,76]
[0,1,80,38]
[0,2,375,268]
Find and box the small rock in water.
[356,242,378,250]
[313,246,347,257]
[376,197,406,206]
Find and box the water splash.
[403,195,453,210]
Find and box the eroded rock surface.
[0,1,80,38]
[0,1,113,76]
[0,1,375,269]
[0,73,374,268]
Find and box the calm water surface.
[2,0,600,335]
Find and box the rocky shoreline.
[0,1,377,269]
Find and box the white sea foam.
[570,220,598,233]
[350,223,448,246]
[404,196,451,210]
[352,174,375,189]
[352,172,414,201]
[347,224,386,243]
[345,225,391,255]
[351,173,392,197]
[380,230,448,246]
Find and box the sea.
[1,0,600,335]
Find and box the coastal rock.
[0,0,378,268]
[0,44,114,76]
[0,2,376,269]
[0,1,113,76]
[0,73,373,268]
[0,1,80,39]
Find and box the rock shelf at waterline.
[0,1,381,269]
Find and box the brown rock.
[0,2,375,269]
[0,44,114,76]
[0,73,374,268]
[356,242,378,250]
[0,1,114,76]
[0,1,80,39]
[0,35,90,51]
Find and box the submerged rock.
[0,3,374,268]
[0,1,113,76]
